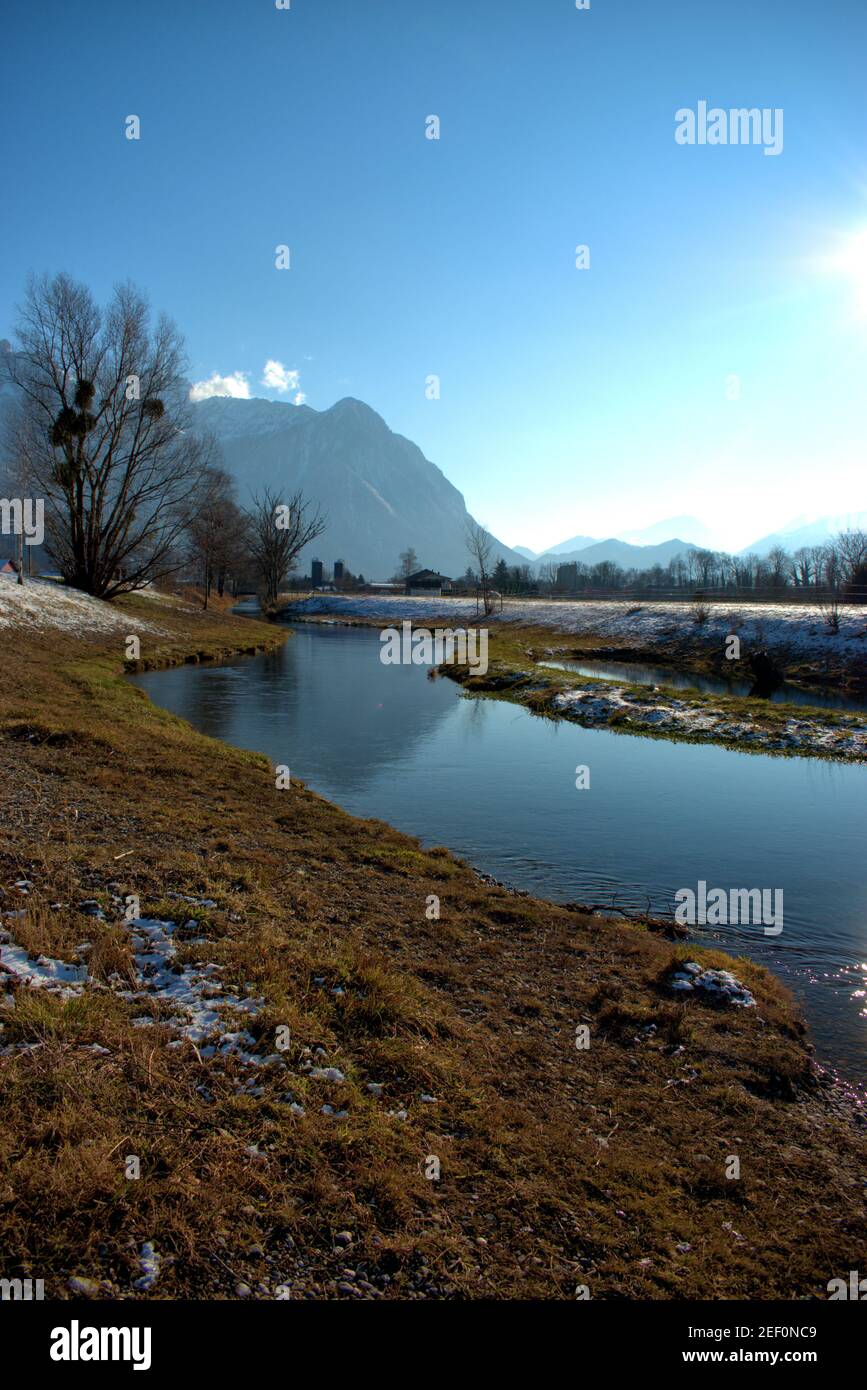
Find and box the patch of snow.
[669,963,756,1007]
[0,915,277,1071]
[0,940,87,998]
[121,918,268,1059]
[133,1242,160,1291]
[550,683,867,760]
[308,1066,345,1083]
[0,576,163,636]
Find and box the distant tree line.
[475,535,867,602]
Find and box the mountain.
[543,532,598,556]
[618,515,717,548]
[539,517,714,556]
[194,394,528,581]
[191,393,318,442]
[534,537,695,572]
[742,513,867,556]
[512,545,539,561]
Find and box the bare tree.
[835,529,867,600]
[791,547,815,588]
[765,546,789,589]
[245,488,325,608]
[836,529,867,566]
[806,545,827,589]
[185,465,239,608]
[396,547,419,581]
[537,561,558,592]
[821,541,842,594]
[6,273,212,598]
[214,498,250,598]
[465,518,494,614]
[732,552,758,588]
[692,548,715,587]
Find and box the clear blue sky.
[2,0,866,552]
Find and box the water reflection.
[142,626,458,795]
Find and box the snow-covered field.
[0,575,164,635]
[288,594,867,663]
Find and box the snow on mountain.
[191,393,316,443]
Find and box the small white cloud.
[294,391,306,406]
[189,371,251,402]
[262,359,301,394]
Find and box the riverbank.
[1,582,865,1300]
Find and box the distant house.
[405,569,452,597]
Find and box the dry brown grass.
[0,592,864,1301]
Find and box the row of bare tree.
[184,472,324,609]
[3,273,324,605]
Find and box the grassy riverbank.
[0,586,865,1300]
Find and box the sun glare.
[827,227,867,316]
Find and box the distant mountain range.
[532,536,696,572]
[515,516,716,571]
[619,515,718,548]
[516,511,867,571]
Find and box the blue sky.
[2,0,866,552]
